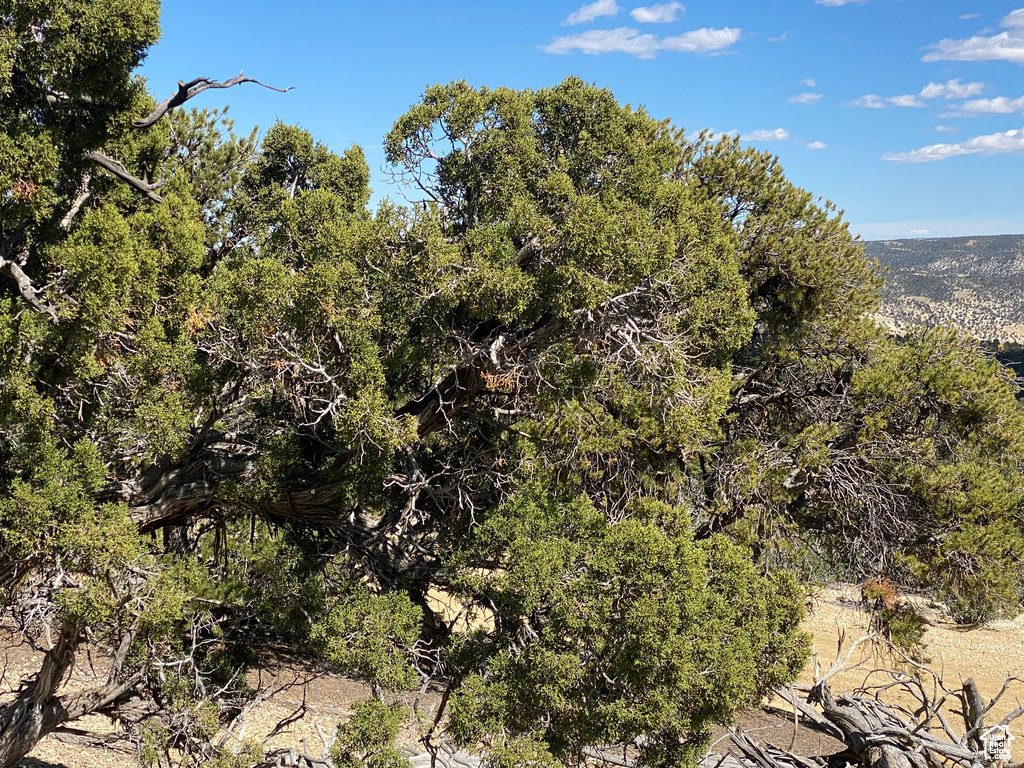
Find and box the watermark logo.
[983,725,1014,764]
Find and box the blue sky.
[141,1,1024,240]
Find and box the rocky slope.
[867,234,1024,344]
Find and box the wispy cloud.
[887,94,927,108]
[767,32,789,42]
[847,94,897,108]
[931,125,959,133]
[815,0,869,6]
[923,8,1024,64]
[882,126,1024,162]
[959,13,980,20]
[741,128,790,142]
[788,92,822,105]
[801,78,817,87]
[630,2,684,23]
[564,0,620,25]
[958,95,1024,114]
[807,141,827,149]
[849,94,887,108]
[543,25,740,57]
[850,80,984,109]
[919,79,985,99]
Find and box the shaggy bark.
[0,619,140,768]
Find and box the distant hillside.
[865,234,1024,345]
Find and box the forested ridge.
[868,235,1024,344]
[2,3,1024,768]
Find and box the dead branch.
[0,256,59,322]
[59,172,92,231]
[773,686,845,742]
[730,729,826,768]
[135,73,293,129]
[768,637,1022,768]
[82,151,164,203]
[48,728,128,748]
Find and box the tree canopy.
[1,3,1023,768]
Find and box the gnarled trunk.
[0,618,80,767]
[0,620,139,768]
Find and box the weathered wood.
[961,678,985,751]
[135,73,292,129]
[0,618,80,768]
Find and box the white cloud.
[882,125,1024,162]
[543,25,740,57]
[788,92,822,104]
[741,128,790,142]
[931,125,959,133]
[564,0,620,25]
[801,78,817,87]
[660,27,741,53]
[849,94,886,108]
[923,8,1024,64]
[959,95,1024,114]
[1005,9,1024,27]
[918,79,985,99]
[545,27,657,55]
[850,94,925,108]
[630,2,684,23]
[849,84,974,109]
[909,229,932,236]
[959,14,980,20]
[887,94,927,108]
[815,0,869,5]
[807,141,827,149]
[767,32,789,42]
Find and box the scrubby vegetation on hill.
[868,235,1024,343]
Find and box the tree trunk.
[813,685,933,768]
[961,678,985,752]
[0,618,80,768]
[0,619,139,768]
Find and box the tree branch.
[59,172,92,231]
[135,73,293,130]
[0,230,60,322]
[82,151,164,203]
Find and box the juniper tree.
[1,3,1023,768]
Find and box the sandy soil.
[8,585,1024,767]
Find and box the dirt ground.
[8,584,1024,768]
[708,584,1024,762]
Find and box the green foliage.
[861,578,927,657]
[445,492,808,765]
[0,434,141,572]
[310,581,422,692]
[2,8,1024,768]
[854,330,1024,621]
[0,0,159,164]
[331,700,411,768]
[685,132,882,343]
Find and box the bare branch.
[82,151,164,203]
[135,73,293,130]
[0,230,60,322]
[59,172,92,231]
[773,686,845,742]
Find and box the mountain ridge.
[865,233,1024,344]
